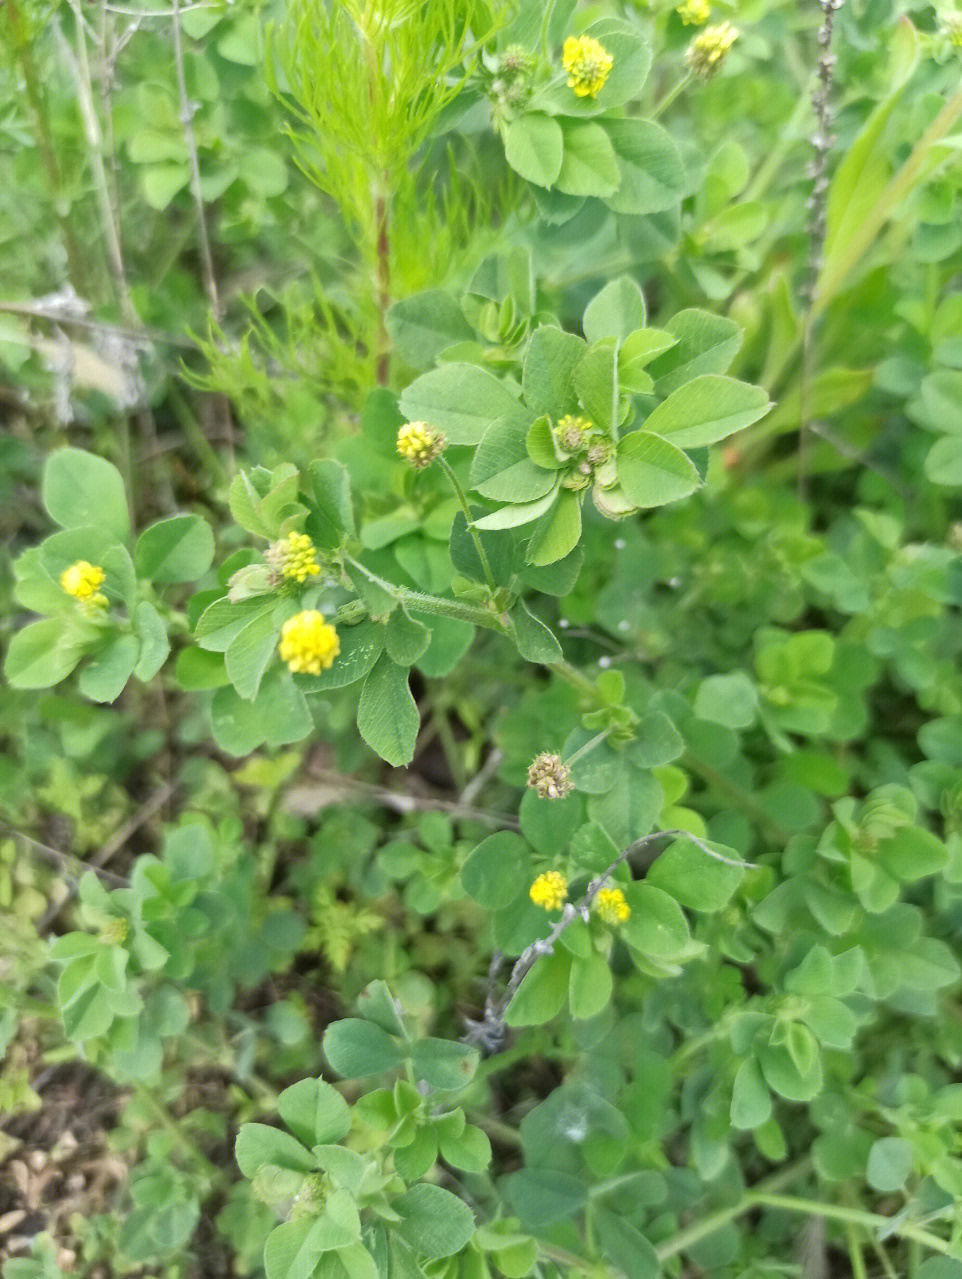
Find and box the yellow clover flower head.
[556,414,595,453]
[677,0,710,24]
[397,421,446,469]
[685,22,738,77]
[595,886,631,925]
[562,35,614,99]
[942,13,962,45]
[278,610,340,675]
[527,752,574,800]
[267,530,321,584]
[530,870,569,911]
[99,916,129,946]
[60,560,108,609]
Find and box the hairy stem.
[438,455,498,595]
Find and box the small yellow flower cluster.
[100,916,129,945]
[685,22,738,77]
[60,560,108,610]
[530,870,568,911]
[268,531,321,583]
[397,421,446,469]
[943,13,962,45]
[556,414,595,452]
[562,35,614,99]
[677,0,710,24]
[594,886,630,925]
[278,610,340,675]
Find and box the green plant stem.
[742,95,812,204]
[437,455,497,596]
[563,729,610,768]
[683,752,790,844]
[335,584,607,703]
[651,72,692,120]
[431,698,468,791]
[655,1159,811,1261]
[536,1241,608,1277]
[552,658,601,702]
[846,1222,868,1279]
[167,383,230,485]
[467,1112,522,1147]
[334,589,504,632]
[752,1194,950,1255]
[669,1019,731,1068]
[132,1084,214,1176]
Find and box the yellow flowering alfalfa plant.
[176,272,769,765]
[395,270,772,554]
[4,447,213,702]
[480,0,685,224]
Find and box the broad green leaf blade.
[472,488,559,530]
[583,276,646,346]
[461,831,530,909]
[573,340,618,432]
[410,1038,479,1090]
[503,112,563,187]
[642,375,771,448]
[647,309,743,397]
[277,1078,351,1147]
[225,610,280,701]
[399,364,525,445]
[569,951,613,1019]
[235,1123,316,1178]
[323,1018,405,1078]
[509,600,562,663]
[394,1183,476,1259]
[620,883,690,957]
[297,620,385,691]
[606,117,686,217]
[556,121,620,198]
[42,447,130,541]
[386,290,473,369]
[525,490,581,566]
[4,617,87,689]
[134,514,214,583]
[309,458,356,545]
[647,838,745,912]
[470,417,556,503]
[78,633,139,703]
[357,654,420,766]
[522,326,586,418]
[616,431,701,507]
[505,951,572,1027]
[133,600,170,680]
